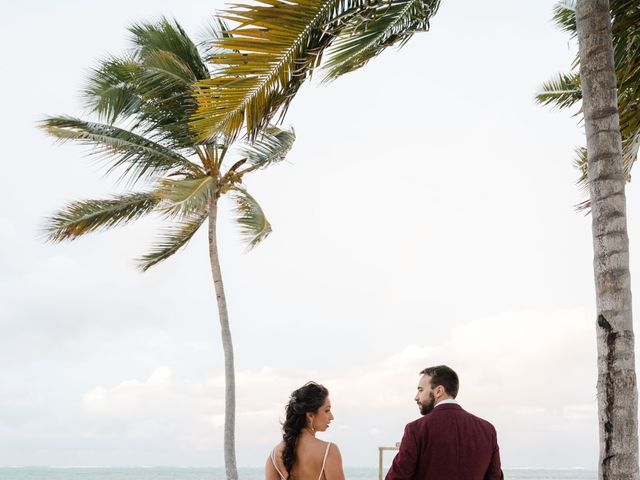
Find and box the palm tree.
[538,1,639,478]
[576,1,638,476]
[41,18,295,480]
[190,0,442,141]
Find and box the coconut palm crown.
[42,18,295,267]
[40,18,296,480]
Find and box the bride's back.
[270,436,331,480]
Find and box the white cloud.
[76,308,599,467]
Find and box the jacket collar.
[432,403,463,411]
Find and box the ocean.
[0,467,597,480]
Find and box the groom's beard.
[419,391,436,415]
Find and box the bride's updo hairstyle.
[282,382,329,477]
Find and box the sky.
[2,0,638,470]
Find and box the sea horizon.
[0,465,599,480]
[0,466,598,469]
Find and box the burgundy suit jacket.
[386,404,503,480]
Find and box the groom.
[386,365,503,480]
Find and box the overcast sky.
[2,0,638,470]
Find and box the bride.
[266,382,345,480]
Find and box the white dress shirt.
[434,398,458,408]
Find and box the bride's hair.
[282,381,329,478]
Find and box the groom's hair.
[420,365,459,398]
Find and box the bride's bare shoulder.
[316,438,338,450]
[325,441,341,456]
[266,442,287,480]
[323,442,344,480]
[272,440,286,455]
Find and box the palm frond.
[200,17,235,60]
[614,0,640,180]
[236,125,296,172]
[322,0,441,81]
[191,0,367,141]
[572,146,590,212]
[140,49,199,91]
[83,19,209,129]
[229,186,271,249]
[574,198,591,213]
[552,0,576,35]
[154,175,216,217]
[44,192,160,242]
[129,17,209,80]
[574,146,588,188]
[535,72,582,109]
[83,56,142,124]
[137,211,207,271]
[623,127,640,178]
[612,0,640,40]
[40,116,203,185]
[572,139,636,213]
[82,18,213,149]
[127,19,212,148]
[133,49,203,147]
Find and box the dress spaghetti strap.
[318,443,332,480]
[271,448,287,480]
[270,442,331,480]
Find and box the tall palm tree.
[576,1,638,477]
[539,1,639,478]
[190,0,441,141]
[41,18,295,480]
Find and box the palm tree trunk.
[208,195,238,480]
[576,1,639,478]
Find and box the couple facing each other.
[266,365,504,480]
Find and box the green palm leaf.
[613,0,640,182]
[128,19,212,148]
[44,192,160,242]
[191,0,366,141]
[572,146,589,213]
[83,19,213,148]
[133,49,204,148]
[40,116,203,185]
[236,125,296,172]
[624,128,640,176]
[200,17,235,60]
[154,175,216,217]
[535,72,582,110]
[322,0,441,81]
[229,187,271,249]
[137,211,208,271]
[571,138,637,213]
[552,0,576,35]
[130,18,209,80]
[140,49,199,90]
[83,56,142,124]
